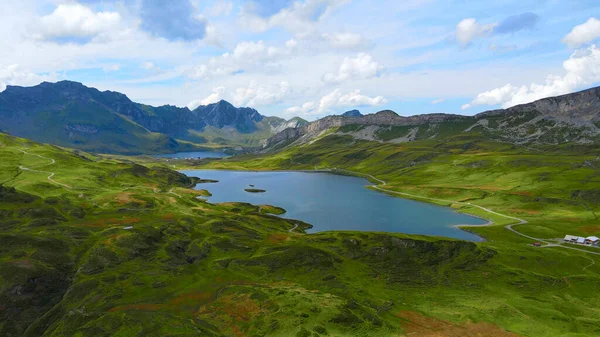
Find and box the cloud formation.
[36,3,121,42]
[187,86,225,109]
[462,44,600,109]
[322,53,383,83]
[208,1,234,16]
[240,0,349,34]
[455,13,539,46]
[0,65,55,92]
[563,17,600,48]
[188,40,295,79]
[140,0,206,41]
[455,18,496,46]
[285,88,387,116]
[232,81,291,106]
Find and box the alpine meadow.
[2,1,600,337]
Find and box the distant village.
[564,235,600,246]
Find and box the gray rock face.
[270,116,308,133]
[263,110,468,147]
[477,86,600,123]
[193,100,263,133]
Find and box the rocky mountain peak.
[342,109,363,117]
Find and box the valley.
[3,1,600,335]
[1,85,600,337]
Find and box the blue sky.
[0,0,599,120]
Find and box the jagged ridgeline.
[2,81,599,155]
[264,86,600,149]
[0,81,308,154]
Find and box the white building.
[564,235,600,246]
[564,235,579,243]
[586,236,600,245]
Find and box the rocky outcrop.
[271,116,308,133]
[263,110,469,148]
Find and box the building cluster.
[563,235,600,246]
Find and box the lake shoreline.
[180,168,488,242]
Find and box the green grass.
[2,131,600,336]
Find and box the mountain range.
[1,81,600,155]
[264,86,600,150]
[0,81,307,154]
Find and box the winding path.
[318,167,600,257]
[18,149,72,189]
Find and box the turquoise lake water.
[153,151,229,159]
[180,170,487,241]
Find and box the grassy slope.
[180,132,600,336]
[188,119,277,147]
[2,132,600,336]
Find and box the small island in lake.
[244,188,266,193]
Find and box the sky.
[0,0,599,120]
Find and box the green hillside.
[3,130,600,336]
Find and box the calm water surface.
[180,170,487,241]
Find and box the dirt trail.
[18,149,72,189]
[317,166,600,257]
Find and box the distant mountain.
[263,86,600,149]
[271,116,309,133]
[342,109,363,117]
[0,81,301,153]
[0,81,182,154]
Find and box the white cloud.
[141,61,157,70]
[285,101,317,115]
[189,63,238,79]
[36,3,121,41]
[0,65,55,92]
[461,84,517,109]
[462,44,600,109]
[188,40,295,79]
[285,88,387,116]
[430,98,445,104]
[232,40,286,63]
[187,86,225,109]
[562,17,600,48]
[232,81,291,106]
[208,1,233,16]
[322,33,373,50]
[203,23,222,47]
[102,64,120,72]
[323,53,383,83]
[240,0,350,35]
[455,18,496,46]
[285,39,298,49]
